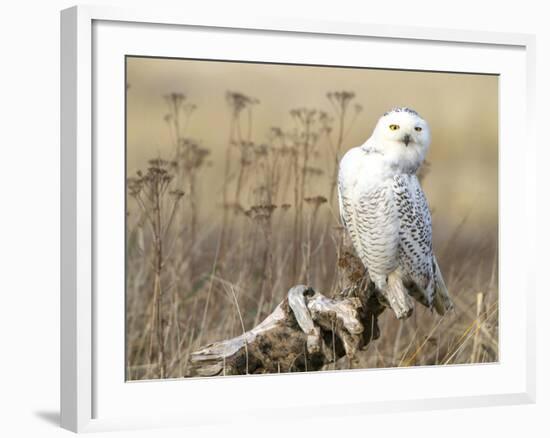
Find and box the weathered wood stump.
[187,250,386,377]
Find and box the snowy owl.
[337,107,453,318]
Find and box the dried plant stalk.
[127,160,184,378]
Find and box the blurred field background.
[126,56,498,380]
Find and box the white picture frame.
[60,4,536,433]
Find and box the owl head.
[369,107,431,172]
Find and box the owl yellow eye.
[389,124,400,131]
[414,126,422,132]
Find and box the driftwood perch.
[187,250,387,377]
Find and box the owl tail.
[432,257,453,315]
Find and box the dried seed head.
[254,144,269,158]
[304,195,328,206]
[148,158,170,168]
[164,92,186,111]
[269,127,283,139]
[290,108,317,127]
[305,167,324,177]
[327,90,356,114]
[177,138,211,170]
[169,189,185,199]
[226,91,259,115]
[245,204,278,221]
[127,177,144,197]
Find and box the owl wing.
[393,173,435,305]
[338,173,400,287]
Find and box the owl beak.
[402,134,411,146]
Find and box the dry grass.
[125,89,498,380]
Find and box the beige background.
[127,57,498,236]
